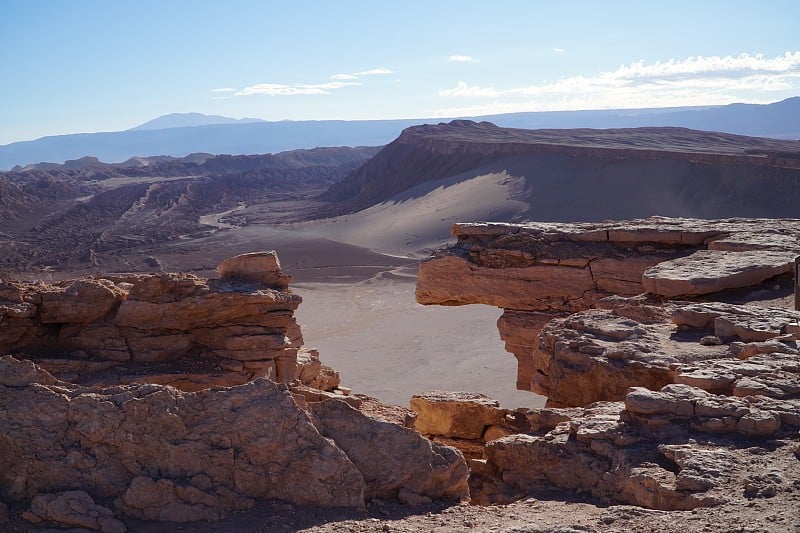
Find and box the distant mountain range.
[1,98,798,170]
[129,112,266,131]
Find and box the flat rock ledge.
[0,251,336,391]
[414,217,800,511]
[417,217,800,396]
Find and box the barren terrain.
[2,123,800,531]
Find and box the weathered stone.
[217,251,292,290]
[0,255,317,389]
[296,349,340,391]
[39,279,124,324]
[642,249,793,298]
[117,476,227,522]
[410,391,505,439]
[26,490,126,533]
[0,358,365,511]
[310,398,469,502]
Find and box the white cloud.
[449,55,474,62]
[553,48,565,53]
[355,68,393,76]
[436,81,499,97]
[331,73,359,80]
[433,51,800,113]
[236,81,359,96]
[211,87,236,93]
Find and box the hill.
[1,98,799,170]
[322,120,800,224]
[128,112,265,131]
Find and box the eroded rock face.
[0,356,469,521]
[23,491,126,533]
[0,252,312,390]
[417,217,800,511]
[0,356,364,510]
[310,399,469,504]
[411,391,505,440]
[417,218,800,396]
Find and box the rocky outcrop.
[416,217,800,510]
[0,356,363,509]
[22,491,126,532]
[427,303,800,509]
[1,252,470,526]
[0,356,468,522]
[417,217,800,397]
[0,252,326,391]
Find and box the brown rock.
[27,490,126,532]
[0,355,57,387]
[39,279,124,324]
[642,250,793,298]
[0,359,365,511]
[117,476,223,522]
[296,348,341,391]
[310,398,469,503]
[217,251,292,290]
[1,255,309,388]
[410,391,505,439]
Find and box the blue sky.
[1,0,799,144]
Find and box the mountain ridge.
[2,98,799,170]
[128,112,266,131]
[322,120,800,221]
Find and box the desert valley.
[2,104,800,532]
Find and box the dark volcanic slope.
[323,121,800,220]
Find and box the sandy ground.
[294,267,545,410]
[148,171,545,410]
[297,171,528,256]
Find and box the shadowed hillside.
[323,121,800,221]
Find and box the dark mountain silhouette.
[1,98,798,170]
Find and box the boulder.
[24,491,126,533]
[217,251,292,290]
[310,398,469,502]
[410,391,505,439]
[0,358,365,511]
[38,279,125,324]
[642,250,793,298]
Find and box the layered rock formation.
[0,252,469,529]
[0,251,313,390]
[415,217,800,510]
[418,217,800,398]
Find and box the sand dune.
[301,170,528,256]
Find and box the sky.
[1,0,799,145]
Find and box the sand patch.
[294,273,545,410]
[304,171,528,256]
